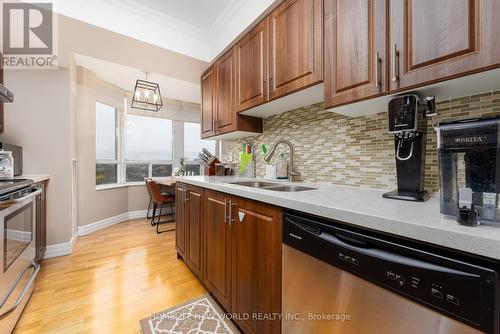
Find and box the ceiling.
[74,54,201,104]
[52,0,278,62]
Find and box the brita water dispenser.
[437,116,500,226]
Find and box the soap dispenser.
[276,150,288,180]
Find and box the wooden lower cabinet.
[230,196,282,334]
[176,183,205,281]
[185,185,204,279]
[175,183,187,259]
[203,190,232,311]
[176,185,283,333]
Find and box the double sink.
[229,181,316,192]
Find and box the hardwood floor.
[14,219,206,334]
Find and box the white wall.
[1,69,74,245]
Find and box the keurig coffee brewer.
[437,116,500,226]
[383,94,435,201]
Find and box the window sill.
[96,182,145,191]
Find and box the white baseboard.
[43,229,78,259]
[43,210,148,260]
[6,229,32,243]
[77,210,148,237]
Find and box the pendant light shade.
[131,74,163,111]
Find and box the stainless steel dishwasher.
[282,210,499,334]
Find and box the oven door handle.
[0,262,40,319]
[0,188,41,208]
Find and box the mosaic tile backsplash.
[222,91,500,192]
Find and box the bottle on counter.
[276,150,288,180]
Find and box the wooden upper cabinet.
[215,50,235,133]
[390,0,500,92]
[236,18,269,112]
[324,0,387,108]
[269,0,323,100]
[204,190,232,311]
[201,67,215,138]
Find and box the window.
[184,122,216,162]
[95,102,118,185]
[125,164,149,182]
[95,99,218,187]
[152,164,173,177]
[125,115,173,161]
[124,114,173,181]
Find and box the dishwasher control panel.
[283,212,498,334]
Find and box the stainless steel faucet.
[264,139,301,182]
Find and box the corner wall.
[1,69,74,245]
[76,67,149,227]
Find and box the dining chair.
[145,179,176,233]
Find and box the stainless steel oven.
[0,186,40,333]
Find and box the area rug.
[140,294,240,334]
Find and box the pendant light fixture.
[131,71,163,111]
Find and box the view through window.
[95,102,118,185]
[184,122,217,175]
[125,115,173,182]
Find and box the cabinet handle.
[229,201,238,224]
[392,44,399,83]
[374,51,381,88]
[224,198,229,225]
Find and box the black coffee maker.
[383,94,435,202]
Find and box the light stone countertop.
[175,175,500,261]
[15,174,50,183]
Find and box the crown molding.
[105,0,210,41]
[207,0,248,39]
[103,0,251,55]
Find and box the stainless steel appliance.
[437,116,500,226]
[0,84,14,103]
[0,179,40,333]
[0,144,22,177]
[282,210,499,334]
[383,94,435,201]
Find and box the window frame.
[95,101,121,186]
[95,97,219,190]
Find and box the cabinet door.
[204,190,232,311]
[175,183,187,258]
[269,0,323,100]
[185,186,204,280]
[390,0,500,92]
[324,0,387,108]
[231,198,282,334]
[201,68,215,138]
[215,49,236,134]
[236,18,269,112]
